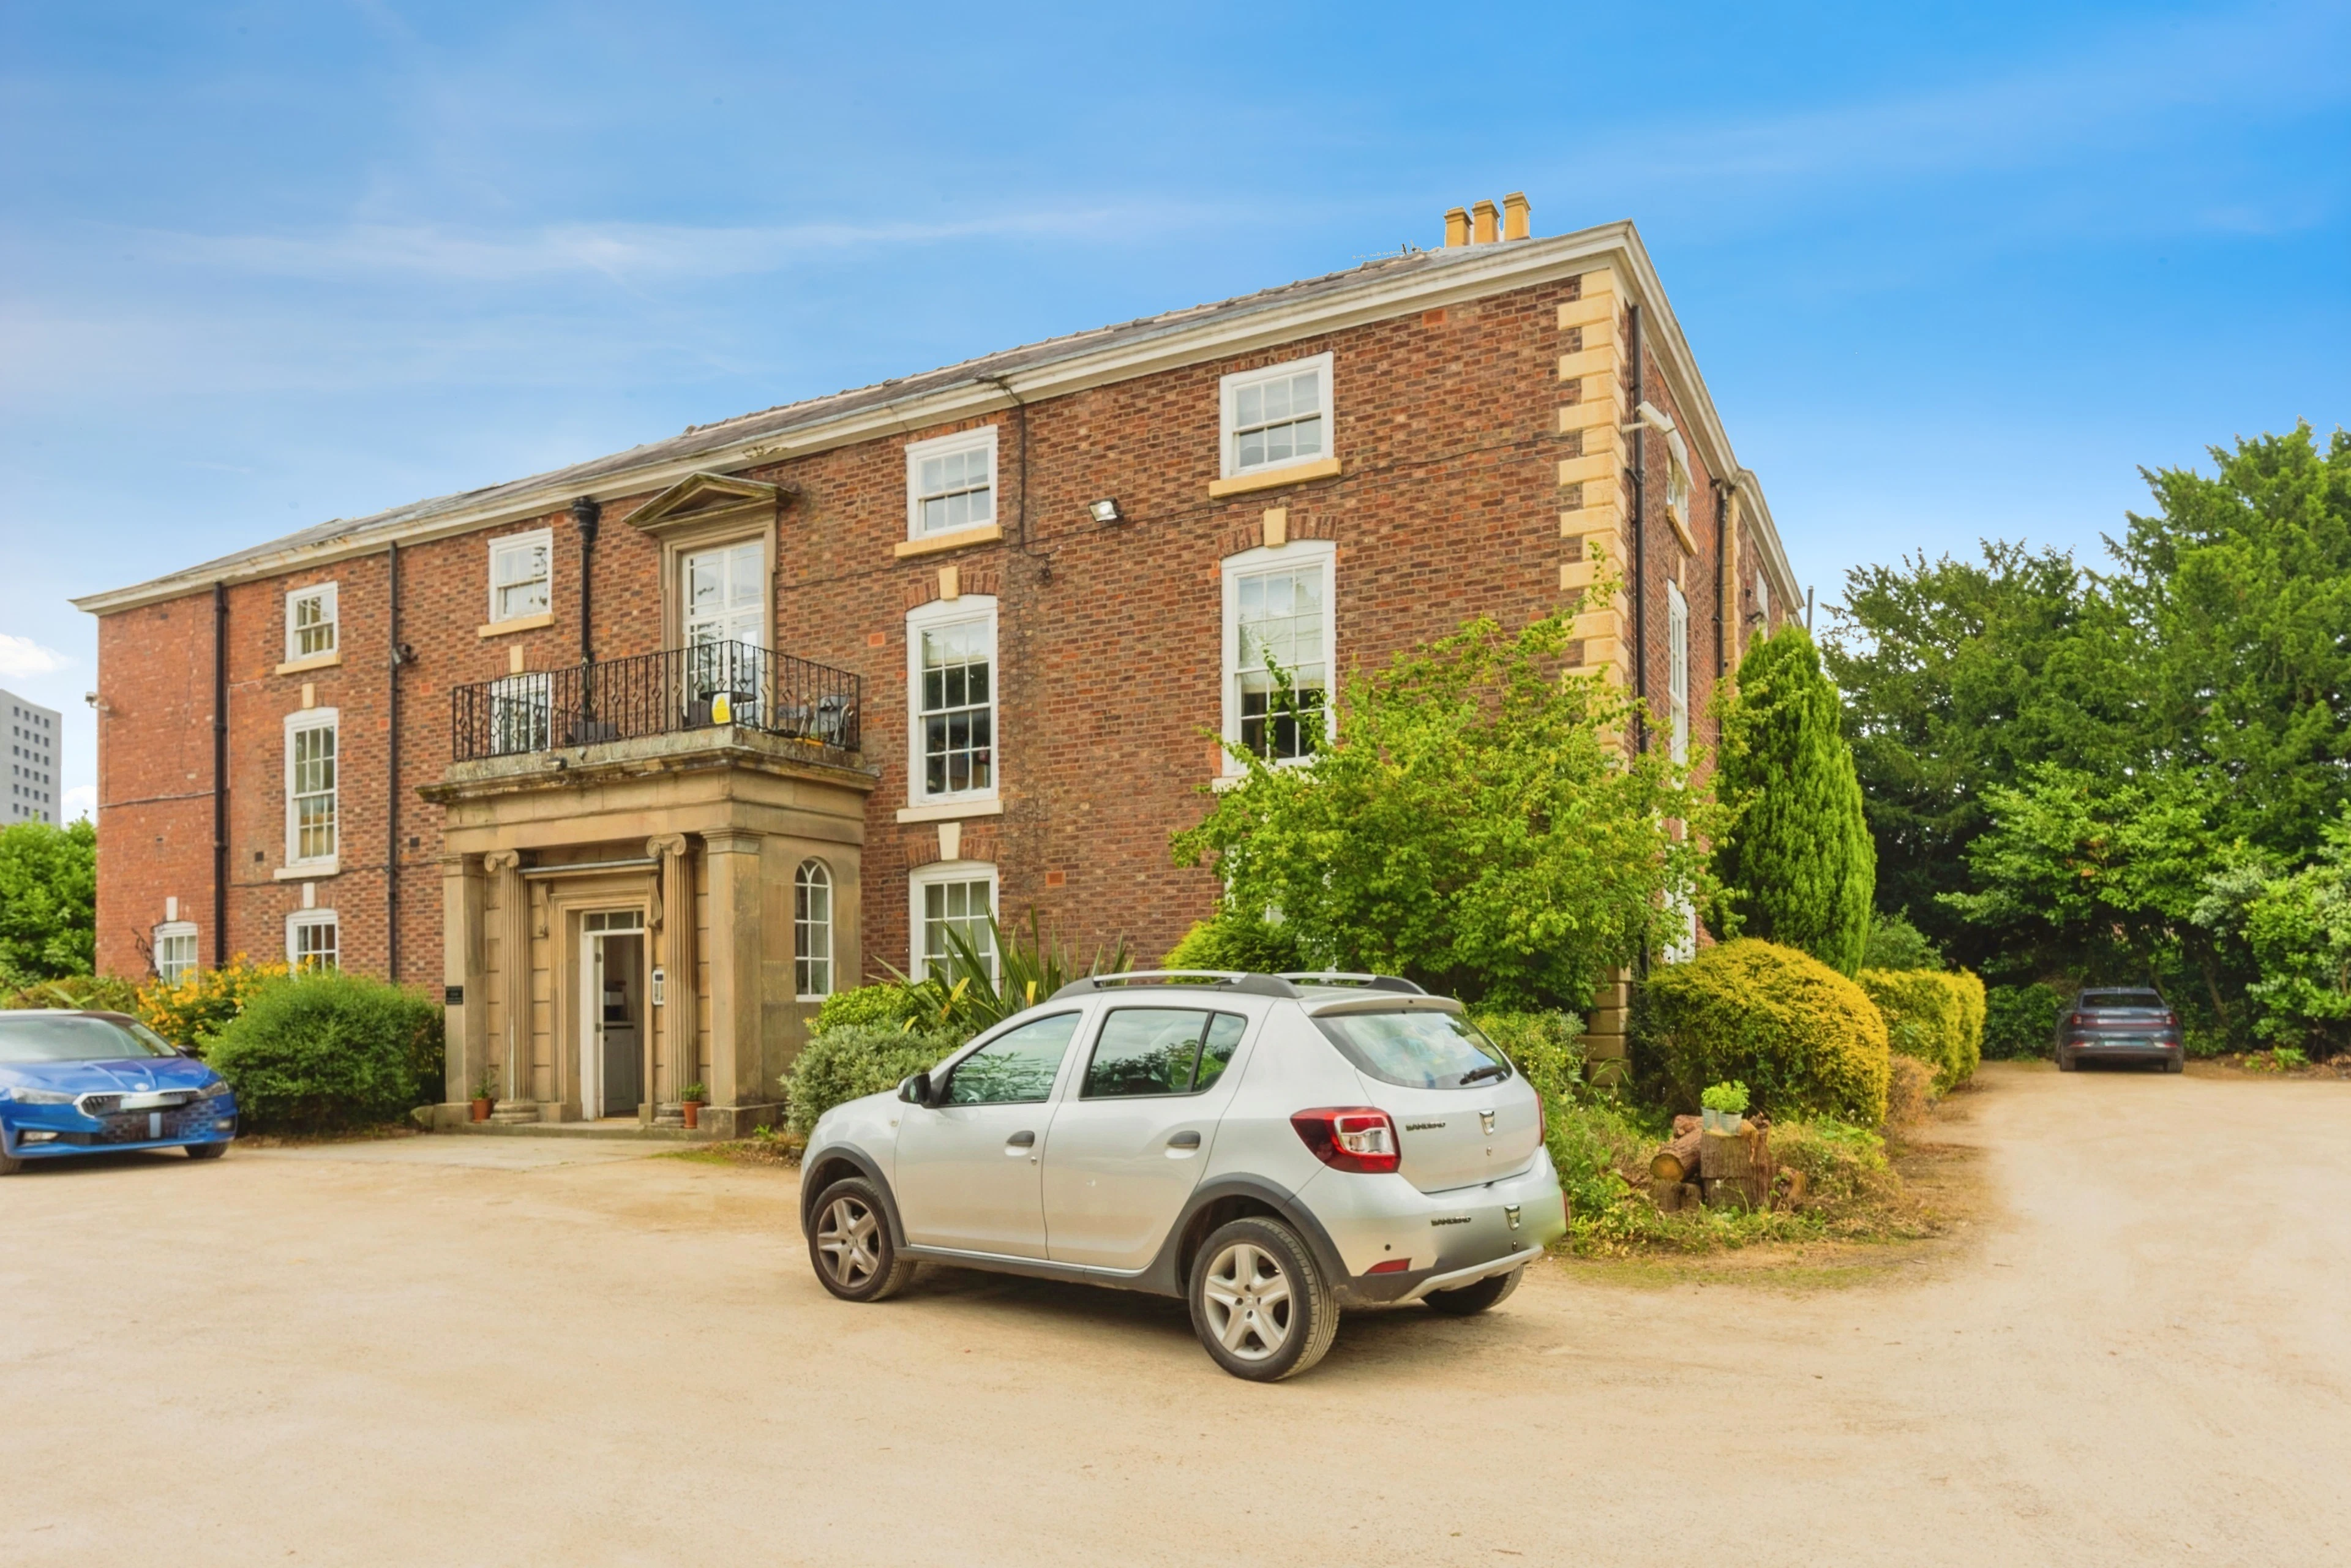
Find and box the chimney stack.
[1471,198,1500,244]
[1443,206,1471,248]
[1502,191,1531,240]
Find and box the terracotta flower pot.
[683,1101,702,1131]
[471,1098,492,1123]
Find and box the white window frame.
[795,858,834,1002]
[1219,351,1334,481]
[287,909,339,970]
[680,539,768,650]
[910,860,998,981]
[1667,579,1690,765]
[283,708,339,871]
[487,527,553,625]
[904,427,999,541]
[153,921,200,983]
[1221,540,1337,775]
[906,595,1000,808]
[285,582,339,661]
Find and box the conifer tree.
[1715,625,1875,975]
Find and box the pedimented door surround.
[424,726,875,1136]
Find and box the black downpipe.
[572,496,602,664]
[1627,304,1647,751]
[211,582,229,967]
[386,541,403,983]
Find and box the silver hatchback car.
[798,972,1567,1381]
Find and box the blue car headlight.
[206,1079,236,1104]
[1,1087,77,1106]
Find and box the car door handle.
[1005,1130,1037,1155]
[1166,1130,1202,1151]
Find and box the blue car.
[0,1010,238,1175]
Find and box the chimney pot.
[1471,199,1500,244]
[1502,191,1531,241]
[1442,206,1470,248]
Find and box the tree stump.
[1649,1128,1704,1185]
[1649,1177,1686,1212]
[1700,1124,1772,1210]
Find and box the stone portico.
[421,727,874,1138]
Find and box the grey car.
[2056,988,2185,1072]
[798,972,1567,1381]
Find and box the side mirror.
[900,1071,932,1106]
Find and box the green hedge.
[781,1024,960,1136]
[1473,1009,1586,1103]
[811,982,926,1033]
[203,972,444,1133]
[1771,1118,1899,1209]
[1984,983,2064,1059]
[1858,968,1981,1089]
[1633,939,1891,1126]
[1161,912,1303,973]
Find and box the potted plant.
[471,1064,499,1123]
[1700,1080,1749,1134]
[680,1082,708,1131]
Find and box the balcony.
[449,643,861,763]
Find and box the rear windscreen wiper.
[1458,1063,1509,1086]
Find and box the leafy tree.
[1821,542,2113,966]
[1859,911,1945,972]
[1714,626,1875,976]
[0,819,96,986]
[1173,615,1708,1010]
[2194,812,2351,1053]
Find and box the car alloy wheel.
[805,1176,917,1303]
[1187,1215,1338,1382]
[1201,1240,1293,1362]
[819,1195,883,1290]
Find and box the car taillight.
[2162,1012,2178,1027]
[2068,1013,2085,1029]
[1291,1107,1401,1174]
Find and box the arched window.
[795,860,833,1000]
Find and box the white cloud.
[0,633,72,680]
[62,784,94,822]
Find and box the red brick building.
[76,201,1799,1131]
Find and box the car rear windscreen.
[1312,1010,1510,1090]
[2080,991,2164,1008]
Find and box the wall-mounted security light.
[1622,400,1677,437]
[1088,498,1125,525]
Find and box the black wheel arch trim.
[1142,1174,1349,1299]
[799,1144,908,1250]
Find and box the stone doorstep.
[436,1118,714,1143]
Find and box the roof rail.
[1277,971,1428,995]
[1048,970,1304,1002]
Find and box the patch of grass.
[660,1128,804,1167]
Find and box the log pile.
[1645,1116,1785,1212]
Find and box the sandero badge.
[0,1011,238,1175]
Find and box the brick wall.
[94,265,1766,994]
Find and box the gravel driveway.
[5,1063,2345,1567]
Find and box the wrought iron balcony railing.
[450,643,861,763]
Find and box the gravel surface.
[5,1062,2345,1566]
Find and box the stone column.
[439,854,487,1108]
[647,833,694,1117]
[484,849,539,1123]
[700,828,763,1122]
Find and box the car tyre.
[1188,1216,1338,1382]
[2056,1051,2075,1072]
[186,1142,229,1161]
[807,1177,916,1303]
[2165,1054,2184,1074]
[0,1150,20,1176]
[1423,1265,1523,1317]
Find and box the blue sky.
[4,0,2345,818]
